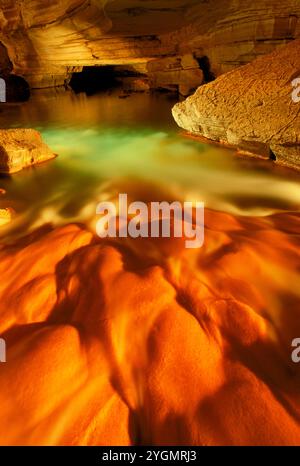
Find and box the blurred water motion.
[0,90,300,240]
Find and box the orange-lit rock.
[0,211,300,446]
[147,54,204,96]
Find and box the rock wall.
[0,0,113,88]
[163,0,300,76]
[0,0,299,90]
[111,55,204,96]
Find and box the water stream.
[0,90,300,240]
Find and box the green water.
[0,90,300,239]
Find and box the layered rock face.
[0,207,11,225]
[0,0,299,90]
[0,0,192,89]
[172,40,300,168]
[111,54,204,96]
[166,0,300,75]
[146,54,204,96]
[0,129,56,173]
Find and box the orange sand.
[0,209,300,446]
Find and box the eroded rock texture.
[0,0,299,90]
[172,40,300,169]
[166,0,300,75]
[0,129,56,173]
[146,54,204,96]
[1,210,300,445]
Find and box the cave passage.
[196,56,215,83]
[69,65,147,95]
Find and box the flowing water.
[1,90,300,446]
[0,90,300,239]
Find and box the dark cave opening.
[4,75,30,102]
[270,149,277,161]
[0,40,30,102]
[196,56,216,83]
[69,65,148,95]
[69,66,120,95]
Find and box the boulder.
[0,129,56,174]
[172,40,300,168]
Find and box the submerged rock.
[1,213,300,445]
[5,75,31,102]
[0,208,12,226]
[172,40,300,169]
[0,129,56,174]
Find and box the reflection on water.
[0,90,300,240]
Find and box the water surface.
[0,90,300,239]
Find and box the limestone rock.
[147,54,204,96]
[112,54,203,95]
[165,0,300,76]
[172,40,300,169]
[0,187,11,226]
[0,129,56,174]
